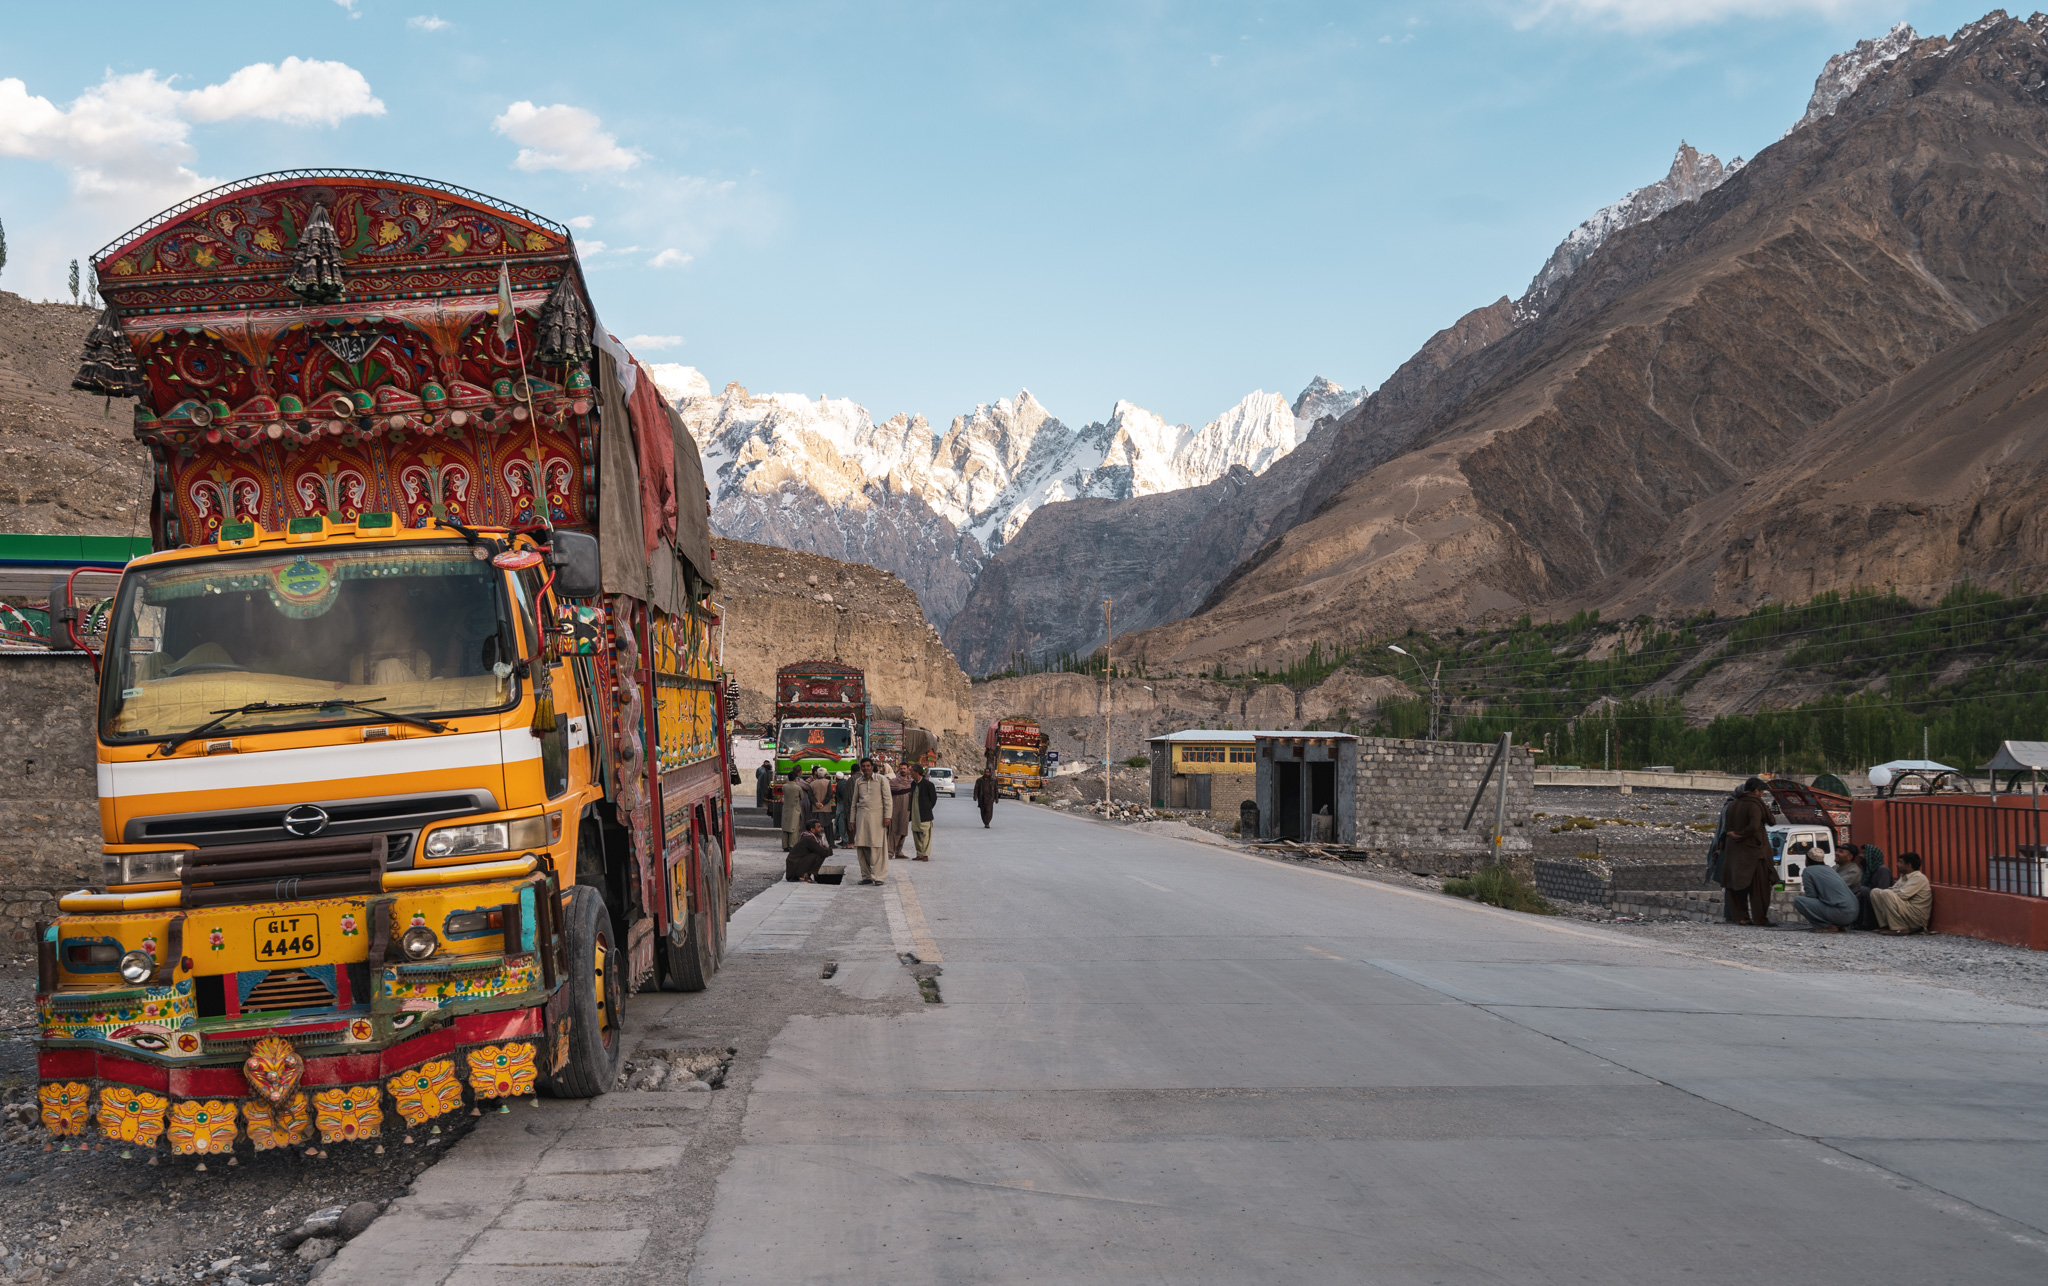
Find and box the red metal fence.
[1855,795,2045,890]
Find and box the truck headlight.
[118,950,155,984]
[400,926,439,960]
[102,851,186,886]
[421,816,551,859]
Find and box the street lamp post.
[1386,644,1441,740]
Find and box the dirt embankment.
[0,291,147,537]
[712,538,978,767]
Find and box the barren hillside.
[1127,16,2048,672]
[0,291,147,536]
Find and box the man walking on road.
[754,759,772,809]
[1718,777,1775,926]
[973,769,997,828]
[909,764,938,861]
[849,758,893,885]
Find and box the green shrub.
[1442,864,1556,915]
[1125,755,1149,768]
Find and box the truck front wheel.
[543,884,623,1097]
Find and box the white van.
[1769,824,1840,886]
[927,766,956,797]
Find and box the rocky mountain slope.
[671,373,1362,629]
[1122,12,2048,672]
[0,292,146,536]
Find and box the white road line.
[882,881,914,957]
[893,869,944,962]
[1124,874,1173,894]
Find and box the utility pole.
[1103,598,1113,806]
[1430,660,1442,741]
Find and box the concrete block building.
[1146,730,1269,821]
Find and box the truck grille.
[127,790,494,860]
[242,969,335,1011]
[180,834,387,908]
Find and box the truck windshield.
[998,748,1040,767]
[100,543,517,742]
[779,725,852,756]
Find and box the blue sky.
[0,1,2004,428]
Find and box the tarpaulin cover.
[592,330,715,613]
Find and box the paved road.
[693,797,2046,1284]
[334,795,2048,1283]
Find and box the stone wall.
[1354,737,1534,855]
[0,654,101,890]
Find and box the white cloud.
[0,60,383,210]
[580,240,607,254]
[493,101,641,173]
[408,14,450,31]
[624,334,683,350]
[183,57,385,126]
[647,248,692,269]
[334,0,362,16]
[566,214,596,229]
[1513,0,1871,29]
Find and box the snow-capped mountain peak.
[672,374,1353,621]
[1790,22,1917,135]
[1517,141,1742,320]
[1291,376,1367,428]
[645,362,711,403]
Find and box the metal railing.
[1879,796,2045,892]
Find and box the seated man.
[1870,852,1933,935]
[1792,854,1858,932]
[1833,846,1862,891]
[785,820,833,884]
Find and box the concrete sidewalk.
[325,843,929,1284]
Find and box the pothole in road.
[615,1046,735,1093]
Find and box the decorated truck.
[771,661,868,793]
[32,170,733,1159]
[986,717,1049,798]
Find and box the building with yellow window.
[1145,730,1270,821]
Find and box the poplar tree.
[68,259,79,304]
[0,216,8,281]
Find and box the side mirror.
[548,531,601,598]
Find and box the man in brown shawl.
[1871,852,1933,934]
[1718,777,1775,926]
[886,764,914,860]
[848,758,893,885]
[974,769,997,828]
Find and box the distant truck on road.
[773,661,867,792]
[986,718,1049,798]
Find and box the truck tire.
[657,833,722,992]
[543,884,623,1097]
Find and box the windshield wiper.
[154,698,450,756]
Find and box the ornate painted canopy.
[79,171,601,547]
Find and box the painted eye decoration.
[110,1024,171,1052]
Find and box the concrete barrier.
[1535,768,1748,794]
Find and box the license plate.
[252,913,322,963]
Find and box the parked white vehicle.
[1768,823,1841,885]
[928,766,957,797]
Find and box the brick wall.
[1208,773,1257,826]
[0,654,101,890]
[1353,737,1534,855]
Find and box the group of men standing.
[1711,776,1933,934]
[775,760,943,886]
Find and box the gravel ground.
[1533,785,1723,844]
[0,960,472,1285]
